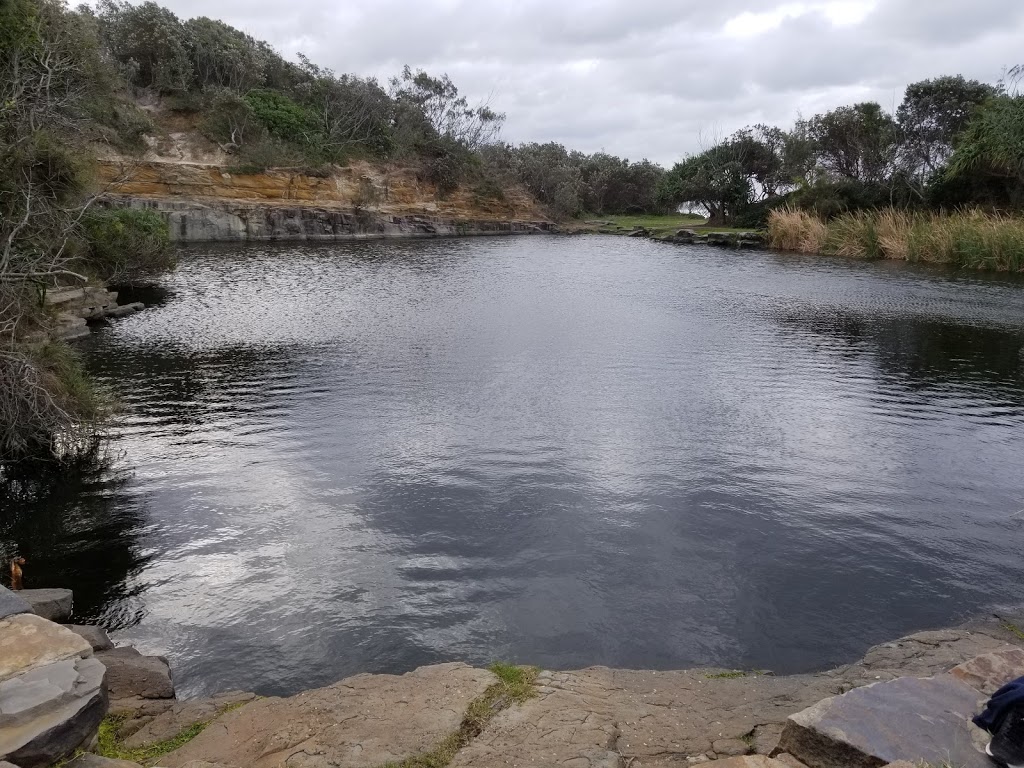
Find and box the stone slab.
[95,647,174,701]
[0,656,108,768]
[0,614,91,683]
[776,674,990,768]
[66,754,143,767]
[19,588,74,622]
[64,625,115,653]
[705,759,791,768]
[123,691,257,748]
[159,663,495,768]
[0,586,30,620]
[950,647,1024,695]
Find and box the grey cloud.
[92,0,1024,165]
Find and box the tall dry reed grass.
[767,208,1024,272]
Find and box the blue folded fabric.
[974,676,1024,734]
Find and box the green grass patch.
[92,698,256,766]
[1002,621,1024,642]
[584,214,762,239]
[704,670,749,679]
[380,663,539,768]
[96,714,205,764]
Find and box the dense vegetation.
[656,76,1024,227]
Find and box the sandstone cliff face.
[96,160,552,242]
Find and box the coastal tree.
[95,0,194,93]
[658,145,750,224]
[806,102,899,184]
[897,76,996,180]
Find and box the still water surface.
[3,235,1024,697]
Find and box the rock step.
[0,586,30,620]
[776,646,1024,768]
[0,656,108,768]
[18,588,74,622]
[96,647,175,707]
[0,614,108,767]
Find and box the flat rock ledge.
[0,604,107,768]
[4,583,1024,768]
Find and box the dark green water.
[3,235,1024,698]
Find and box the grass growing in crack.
[705,670,748,679]
[1001,621,1024,642]
[380,663,539,768]
[96,714,206,764]
[94,698,256,765]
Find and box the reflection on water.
[2,235,1023,698]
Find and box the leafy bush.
[82,207,175,283]
[244,89,318,144]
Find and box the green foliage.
[0,342,106,461]
[897,76,996,177]
[96,0,194,93]
[947,95,1024,184]
[803,102,899,184]
[82,207,174,284]
[244,89,318,144]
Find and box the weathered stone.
[160,663,494,768]
[108,696,175,720]
[713,738,752,757]
[703,758,790,768]
[95,647,174,702]
[19,588,74,622]
[751,724,785,755]
[774,754,809,768]
[64,625,115,653]
[776,674,989,768]
[0,586,30,620]
[123,691,256,749]
[0,614,91,683]
[950,647,1024,694]
[66,754,142,767]
[0,656,108,768]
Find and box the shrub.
[82,207,174,283]
[0,342,105,462]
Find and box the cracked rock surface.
[159,663,495,768]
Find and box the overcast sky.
[127,0,1024,166]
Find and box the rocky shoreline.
[2,583,1022,768]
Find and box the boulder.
[0,656,108,768]
[123,691,257,749]
[19,588,74,622]
[703,759,791,768]
[95,647,174,703]
[775,674,990,768]
[0,586,30,620]
[950,647,1024,694]
[0,614,91,682]
[64,625,115,653]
